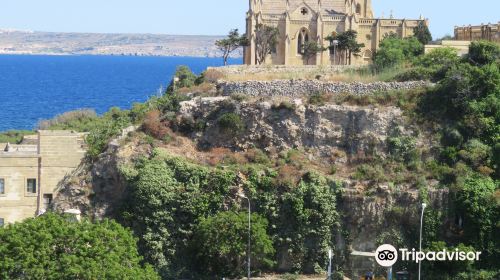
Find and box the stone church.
[244,0,427,65]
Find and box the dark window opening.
[43,194,53,210]
[0,178,4,194]
[0,218,4,228]
[27,179,37,194]
[301,8,308,15]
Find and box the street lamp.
[238,194,251,280]
[331,40,339,65]
[418,203,427,280]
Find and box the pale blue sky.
[0,0,498,38]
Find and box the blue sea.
[0,55,241,131]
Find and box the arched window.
[297,28,309,54]
[356,3,362,14]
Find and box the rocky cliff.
[54,92,448,257]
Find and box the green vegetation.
[373,34,423,70]
[325,30,365,65]
[413,21,433,45]
[0,213,159,280]
[301,41,326,64]
[0,130,35,144]
[3,39,498,279]
[193,212,275,278]
[118,151,340,278]
[215,29,249,66]
[254,24,280,65]
[371,40,500,278]
[218,112,245,136]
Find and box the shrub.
[37,109,98,131]
[467,40,500,66]
[218,113,244,136]
[192,212,275,279]
[173,65,197,88]
[142,110,169,139]
[230,92,248,102]
[353,164,386,183]
[309,91,333,105]
[245,149,270,165]
[272,100,295,111]
[395,67,432,81]
[454,175,497,252]
[203,68,225,83]
[0,130,35,144]
[458,139,491,167]
[387,136,418,164]
[0,213,159,279]
[373,36,423,70]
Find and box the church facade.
[244,0,427,65]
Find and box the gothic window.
[297,29,309,55]
[0,178,4,194]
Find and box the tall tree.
[215,29,249,66]
[414,21,432,45]
[0,213,159,279]
[302,41,326,65]
[254,24,280,65]
[334,30,364,65]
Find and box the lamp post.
[331,40,339,65]
[418,203,427,280]
[327,249,333,280]
[238,194,251,280]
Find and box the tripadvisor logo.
[375,244,482,267]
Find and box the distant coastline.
[0,29,243,58]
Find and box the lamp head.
[422,203,427,208]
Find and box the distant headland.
[0,29,243,57]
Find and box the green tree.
[120,152,234,278]
[332,30,364,65]
[373,35,423,69]
[301,41,326,65]
[215,29,249,66]
[277,172,339,273]
[454,175,498,254]
[254,24,280,65]
[0,213,159,280]
[192,212,275,279]
[413,21,432,45]
[467,40,500,66]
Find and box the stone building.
[0,131,85,225]
[455,22,500,43]
[244,0,427,65]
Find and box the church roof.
[260,0,347,15]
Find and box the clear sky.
[0,0,498,38]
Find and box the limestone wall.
[217,80,431,97]
[0,155,39,223]
[0,131,86,225]
[455,23,500,43]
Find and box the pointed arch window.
[297,28,309,55]
[356,3,362,14]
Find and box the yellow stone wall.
[0,131,85,225]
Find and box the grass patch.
[0,130,36,144]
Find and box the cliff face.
[53,93,448,259]
[180,96,408,160]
